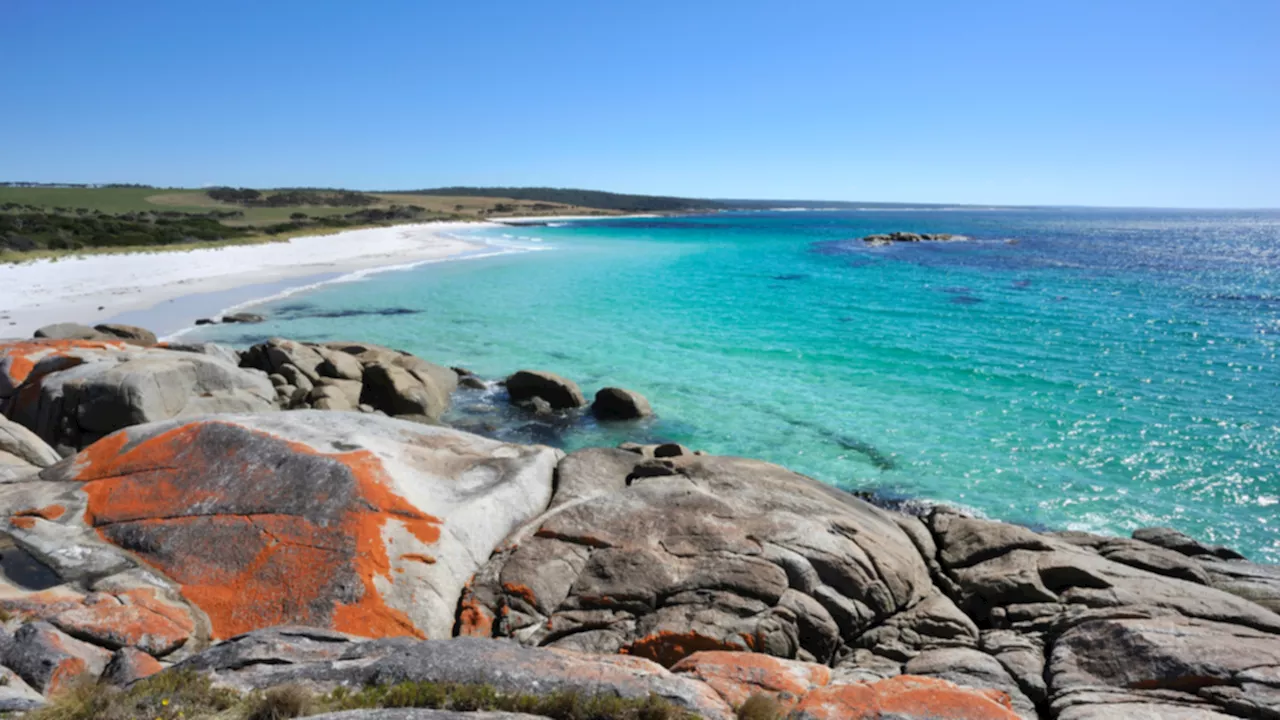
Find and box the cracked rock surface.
[0,335,1277,718]
[461,446,1280,719]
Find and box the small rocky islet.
[858,232,966,247]
[0,325,1277,718]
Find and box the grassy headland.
[0,184,637,262]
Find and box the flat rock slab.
[170,628,1022,720]
[308,707,550,712]
[790,675,1018,719]
[174,627,735,720]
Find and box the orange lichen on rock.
[8,516,36,530]
[12,505,67,521]
[0,589,88,620]
[2,588,195,657]
[45,655,89,696]
[52,598,190,656]
[621,630,751,668]
[671,651,831,709]
[792,675,1018,720]
[0,338,126,390]
[110,647,165,682]
[116,588,196,634]
[502,582,538,606]
[39,626,100,694]
[72,421,445,640]
[455,585,496,637]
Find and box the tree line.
[398,187,730,213]
[206,187,379,207]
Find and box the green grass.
[25,670,240,720]
[0,187,615,224]
[26,671,697,720]
[0,187,371,227]
[0,185,619,263]
[0,219,486,265]
[0,187,199,214]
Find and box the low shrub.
[737,693,784,720]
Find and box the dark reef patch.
[283,307,422,320]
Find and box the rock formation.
[506,370,587,410]
[860,232,963,247]
[241,338,459,422]
[593,387,654,420]
[1,338,276,455]
[0,330,1276,718]
[1,412,560,652]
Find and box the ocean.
[186,208,1280,562]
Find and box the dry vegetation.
[25,671,698,720]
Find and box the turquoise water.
[189,209,1280,562]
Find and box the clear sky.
[3,0,1278,208]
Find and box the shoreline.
[0,221,524,339]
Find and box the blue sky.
[3,1,1278,207]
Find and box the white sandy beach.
[0,222,494,339]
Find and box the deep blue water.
[188,208,1280,561]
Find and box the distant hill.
[718,198,972,210]
[396,187,729,213]
[0,185,615,259]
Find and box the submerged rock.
[505,370,586,410]
[592,386,653,420]
[222,312,265,324]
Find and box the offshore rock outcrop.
[859,232,964,247]
[0,330,1276,718]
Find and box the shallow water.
[189,208,1280,561]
